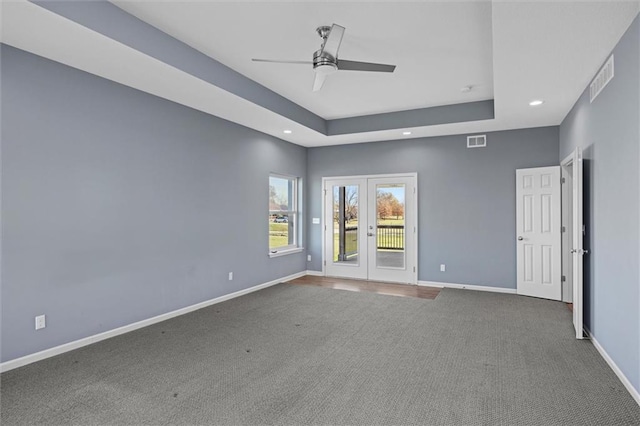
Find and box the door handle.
[571,249,589,255]
[367,232,374,237]
[517,236,523,241]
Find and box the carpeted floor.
[1,284,639,425]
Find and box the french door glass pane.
[376,184,405,269]
[332,185,359,264]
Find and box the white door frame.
[561,147,585,339]
[560,164,573,303]
[322,173,418,284]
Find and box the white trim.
[268,247,304,258]
[322,172,418,181]
[412,183,419,283]
[585,328,640,406]
[305,270,324,276]
[561,147,585,339]
[0,271,307,373]
[418,280,517,294]
[561,151,575,167]
[269,173,300,250]
[320,186,326,276]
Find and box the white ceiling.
[2,1,639,147]
[114,1,495,120]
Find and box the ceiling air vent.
[590,54,614,103]
[467,135,486,148]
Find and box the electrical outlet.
[228,272,233,281]
[307,255,311,262]
[35,315,46,330]
[440,264,446,272]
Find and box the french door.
[323,174,417,284]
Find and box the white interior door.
[570,147,584,339]
[323,174,417,284]
[516,166,562,300]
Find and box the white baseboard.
[0,270,307,373]
[305,270,324,276]
[418,280,517,294]
[584,327,640,406]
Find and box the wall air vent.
[590,54,614,103]
[467,134,486,148]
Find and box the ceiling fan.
[252,24,396,92]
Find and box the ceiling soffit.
[31,0,495,136]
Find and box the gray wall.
[307,127,559,287]
[559,14,639,392]
[1,45,307,363]
[326,100,495,135]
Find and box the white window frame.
[269,173,302,257]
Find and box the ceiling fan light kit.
[252,23,396,92]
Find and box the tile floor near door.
[331,251,405,268]
[286,275,441,300]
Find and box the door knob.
[367,232,374,237]
[517,236,523,241]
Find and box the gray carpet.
[1,284,639,425]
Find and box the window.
[269,174,299,256]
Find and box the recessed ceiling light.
[402,131,412,135]
[529,100,544,106]
[283,130,292,134]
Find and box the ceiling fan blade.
[337,59,396,73]
[321,24,345,59]
[312,73,327,92]
[252,59,312,65]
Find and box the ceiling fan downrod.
[313,25,338,74]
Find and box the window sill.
[268,247,304,258]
